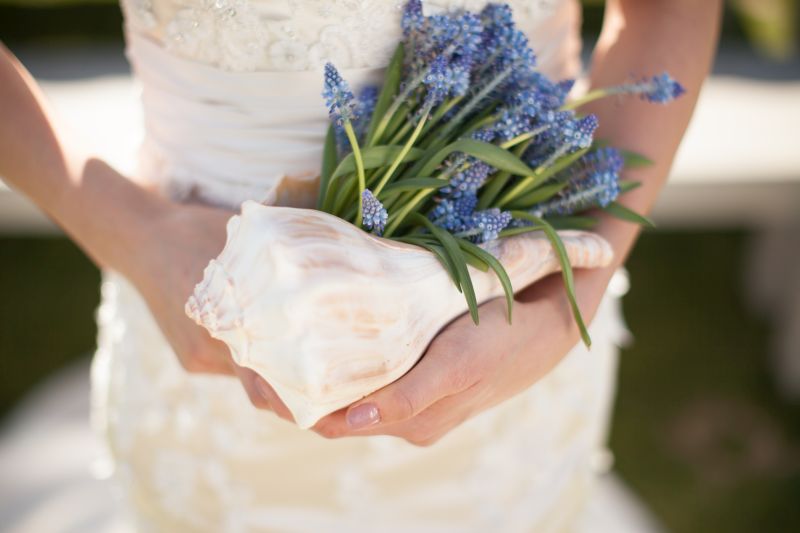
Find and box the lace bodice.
[121,0,575,72]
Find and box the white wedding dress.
[91,1,632,531]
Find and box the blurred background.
[1,1,799,532]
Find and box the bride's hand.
[130,199,294,419]
[311,272,604,446]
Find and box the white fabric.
[91,1,635,531]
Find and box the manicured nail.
[254,375,272,401]
[347,403,380,429]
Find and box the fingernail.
[254,375,272,400]
[347,403,380,429]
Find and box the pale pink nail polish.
[347,403,380,429]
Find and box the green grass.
[1,231,798,532]
[0,236,99,417]
[613,231,800,533]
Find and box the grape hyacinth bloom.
[566,71,686,110]
[401,0,424,38]
[337,85,378,153]
[534,167,621,217]
[458,208,513,243]
[430,193,479,233]
[524,111,598,168]
[476,3,537,89]
[637,73,686,103]
[562,147,624,184]
[361,190,388,235]
[422,55,454,109]
[322,63,357,132]
[443,160,493,197]
[494,88,541,141]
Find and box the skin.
[0,0,722,446]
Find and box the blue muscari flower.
[403,9,482,81]
[494,88,541,140]
[533,167,620,217]
[422,55,452,108]
[361,189,388,235]
[446,161,493,196]
[611,73,686,104]
[401,0,425,37]
[355,86,378,132]
[471,127,497,143]
[430,192,478,233]
[520,74,574,110]
[476,3,536,87]
[562,147,624,183]
[458,208,513,243]
[640,73,686,103]
[422,54,473,110]
[524,111,598,167]
[323,63,357,131]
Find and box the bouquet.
[317,0,683,346]
[186,0,683,428]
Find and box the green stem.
[433,67,512,143]
[373,108,431,197]
[370,71,427,146]
[560,88,613,111]
[382,187,436,238]
[477,139,532,209]
[344,122,366,226]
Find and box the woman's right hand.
[123,198,295,422]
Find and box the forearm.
[0,42,164,273]
[585,0,722,268]
[518,0,722,334]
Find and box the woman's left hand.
[310,274,587,446]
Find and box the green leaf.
[381,177,446,194]
[498,225,544,239]
[619,180,642,193]
[603,201,655,228]
[331,145,424,180]
[509,212,592,347]
[458,239,515,324]
[546,216,599,230]
[411,214,480,325]
[418,138,535,179]
[505,182,568,209]
[365,43,404,146]
[495,147,590,208]
[620,149,654,168]
[477,139,531,209]
[318,124,338,210]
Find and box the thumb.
[344,346,470,430]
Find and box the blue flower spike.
[322,63,357,130]
[361,189,389,235]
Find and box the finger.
[232,365,294,422]
[232,364,272,410]
[315,389,476,444]
[343,335,476,431]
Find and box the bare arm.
[560,0,724,315]
[0,42,289,409]
[0,41,162,273]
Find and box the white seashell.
[186,200,613,428]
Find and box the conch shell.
[186,200,613,428]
